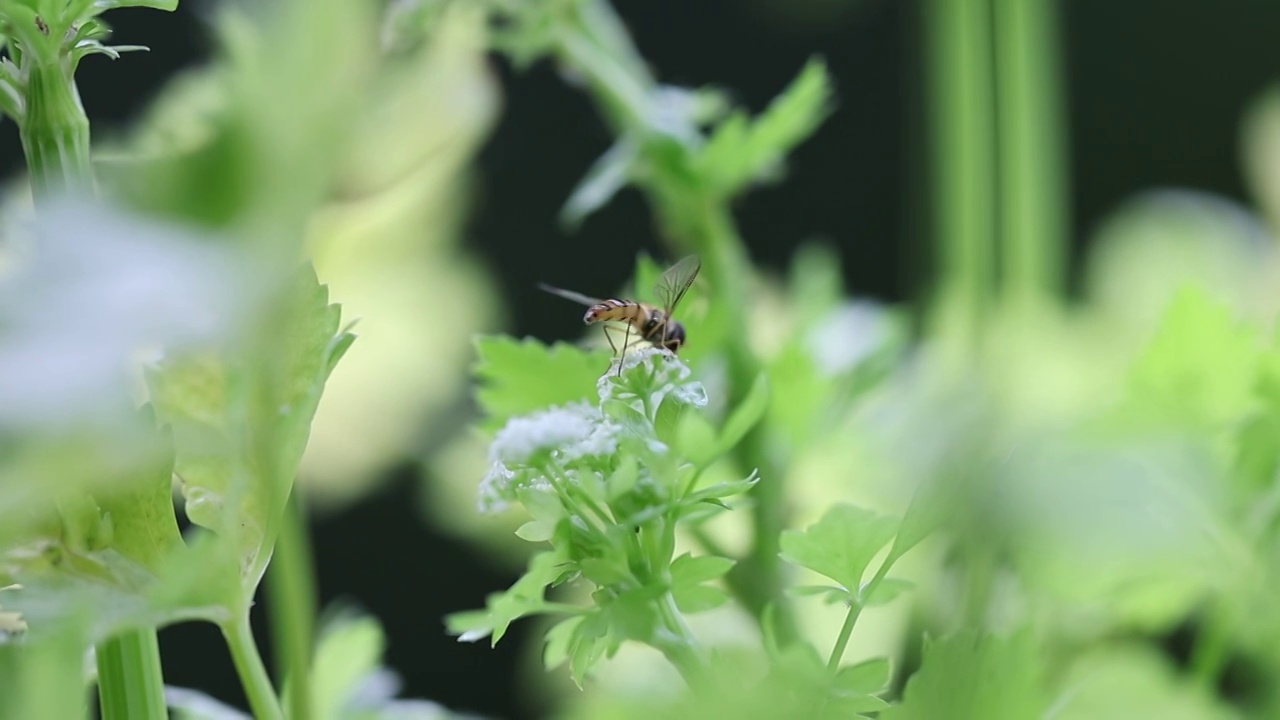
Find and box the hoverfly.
[539,255,701,373]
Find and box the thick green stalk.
[21,61,92,200]
[268,490,317,720]
[994,0,1068,311]
[95,630,168,720]
[924,0,997,357]
[12,22,168,720]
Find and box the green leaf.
[670,553,735,613]
[96,0,179,10]
[881,630,1045,720]
[445,550,565,646]
[146,264,351,592]
[672,584,730,614]
[309,612,384,720]
[568,610,609,688]
[779,504,898,592]
[682,473,759,504]
[832,657,890,696]
[1049,644,1236,720]
[92,427,183,573]
[515,520,555,543]
[561,138,638,230]
[542,615,583,672]
[473,336,605,431]
[604,585,662,643]
[579,557,631,587]
[698,56,834,197]
[786,584,851,606]
[670,553,736,585]
[1119,286,1263,433]
[863,577,914,607]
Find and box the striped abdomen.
[585,300,687,353]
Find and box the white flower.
[598,347,708,416]
[488,401,620,466]
[478,401,623,513]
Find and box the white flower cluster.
[597,347,708,417]
[478,401,623,513]
[477,349,709,515]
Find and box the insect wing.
[537,283,606,308]
[653,254,701,316]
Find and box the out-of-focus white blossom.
[805,300,891,377]
[0,195,252,432]
[0,584,26,638]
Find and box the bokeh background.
[14,1,1280,718]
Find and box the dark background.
[37,1,1280,718]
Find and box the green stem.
[222,612,284,720]
[95,628,167,720]
[653,592,709,687]
[267,489,317,720]
[21,61,92,201]
[827,557,893,671]
[827,601,863,672]
[924,0,996,359]
[994,0,1068,313]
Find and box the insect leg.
[618,322,632,377]
[601,324,620,356]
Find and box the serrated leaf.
[881,630,1045,720]
[473,336,605,430]
[779,504,898,592]
[147,264,351,593]
[561,137,638,230]
[543,615,583,672]
[699,56,833,197]
[445,550,564,646]
[568,610,610,688]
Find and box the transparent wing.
[652,254,701,316]
[538,283,605,307]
